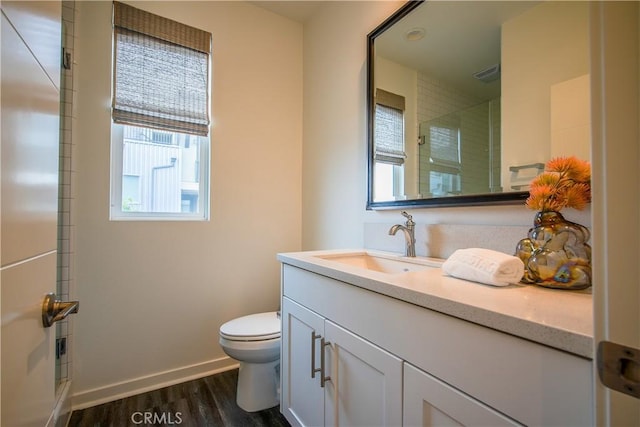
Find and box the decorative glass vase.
[515,211,592,290]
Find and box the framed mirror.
[367,0,590,209]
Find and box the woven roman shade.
[374,89,406,165]
[428,114,462,174]
[112,2,211,136]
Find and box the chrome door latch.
[597,341,640,399]
[42,293,79,328]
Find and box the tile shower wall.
[56,0,77,389]
[416,72,483,124]
[416,75,502,195]
[459,100,501,193]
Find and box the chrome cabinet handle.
[320,338,331,387]
[311,331,322,378]
[311,331,332,387]
[42,293,79,328]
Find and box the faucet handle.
[401,211,414,225]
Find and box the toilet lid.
[220,312,281,341]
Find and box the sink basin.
[316,251,441,275]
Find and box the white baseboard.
[71,357,239,411]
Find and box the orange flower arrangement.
[525,156,591,212]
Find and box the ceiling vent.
[473,63,501,83]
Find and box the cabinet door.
[403,363,522,427]
[324,320,402,426]
[281,297,326,427]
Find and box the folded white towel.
[442,248,524,287]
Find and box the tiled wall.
[416,72,497,196]
[459,100,501,193]
[56,0,77,390]
[416,72,482,126]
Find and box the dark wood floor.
[68,369,290,427]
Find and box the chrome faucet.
[389,211,416,257]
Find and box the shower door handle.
[42,293,79,328]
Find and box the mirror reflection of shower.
[418,99,501,198]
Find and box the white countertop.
[278,249,594,359]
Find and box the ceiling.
[376,1,540,100]
[249,1,541,101]
[249,1,326,23]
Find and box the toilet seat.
[220,311,280,341]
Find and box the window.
[112,125,207,216]
[122,174,141,211]
[373,89,406,202]
[110,2,211,220]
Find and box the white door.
[324,320,402,427]
[281,297,326,427]
[590,2,640,425]
[1,2,62,426]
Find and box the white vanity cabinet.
[279,260,593,427]
[281,297,402,427]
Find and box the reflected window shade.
[112,2,211,136]
[374,103,406,166]
[376,88,405,111]
[430,126,460,166]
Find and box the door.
[1,2,62,426]
[324,320,402,426]
[281,297,326,427]
[590,1,640,425]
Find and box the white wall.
[501,1,589,189]
[302,1,404,250]
[375,56,419,198]
[73,1,302,406]
[301,1,591,252]
[550,74,591,161]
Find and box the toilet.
[219,311,281,412]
